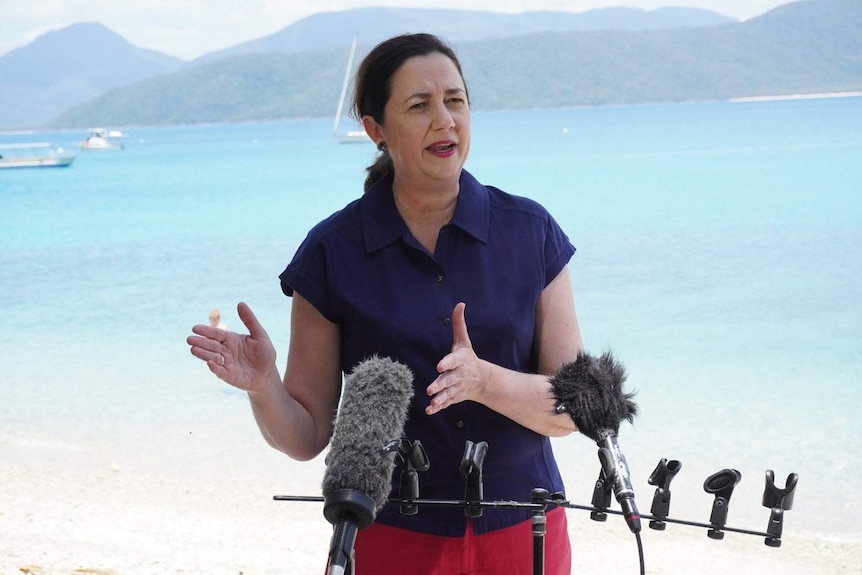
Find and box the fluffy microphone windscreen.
[549,350,637,442]
[322,355,414,513]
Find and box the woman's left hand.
[426,302,487,415]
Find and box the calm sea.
[1,96,860,539]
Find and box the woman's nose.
[431,103,456,130]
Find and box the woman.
[187,33,583,574]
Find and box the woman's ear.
[362,115,383,147]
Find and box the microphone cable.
[634,530,645,575]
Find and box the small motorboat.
[78,128,124,151]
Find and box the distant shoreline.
[728,90,862,103]
[4,91,862,134]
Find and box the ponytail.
[364,150,393,192]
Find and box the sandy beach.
[2,430,859,575]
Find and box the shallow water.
[2,95,860,538]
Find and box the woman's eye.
[409,102,427,110]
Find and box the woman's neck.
[392,177,459,254]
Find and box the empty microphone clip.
[762,469,798,547]
[460,440,488,518]
[647,458,682,530]
[386,439,430,516]
[703,468,742,540]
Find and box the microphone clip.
[703,468,742,540]
[647,458,682,530]
[460,440,488,518]
[589,467,612,522]
[762,469,798,547]
[386,439,430,516]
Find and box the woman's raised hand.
[187,301,278,392]
[426,302,487,415]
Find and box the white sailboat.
[334,37,371,144]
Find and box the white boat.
[333,38,371,144]
[0,142,76,169]
[78,128,124,150]
[336,128,370,144]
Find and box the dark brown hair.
[352,33,469,192]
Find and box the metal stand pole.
[531,488,549,575]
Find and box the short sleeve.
[278,233,335,322]
[543,212,576,288]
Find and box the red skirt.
[350,507,571,575]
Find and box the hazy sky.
[1,0,799,60]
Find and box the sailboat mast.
[334,37,358,134]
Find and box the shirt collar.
[361,169,490,254]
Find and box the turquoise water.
[1,96,860,538]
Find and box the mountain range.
[2,1,861,130]
[0,6,734,130]
[191,6,734,65]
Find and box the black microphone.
[322,356,414,575]
[550,351,641,533]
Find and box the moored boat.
[0,142,76,169]
[78,128,124,151]
[333,38,371,144]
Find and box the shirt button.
[435,274,444,282]
[456,420,464,428]
[443,317,451,326]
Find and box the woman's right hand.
[187,301,278,393]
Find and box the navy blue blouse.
[280,169,575,536]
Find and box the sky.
[1,0,798,60]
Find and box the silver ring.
[218,354,225,366]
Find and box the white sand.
[0,398,862,575]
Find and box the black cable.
[635,530,645,575]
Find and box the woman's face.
[364,52,471,188]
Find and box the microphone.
[550,351,641,533]
[322,356,414,575]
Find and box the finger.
[189,343,225,367]
[426,375,459,415]
[237,301,266,340]
[187,335,220,358]
[450,302,472,351]
[207,356,229,379]
[435,349,459,376]
[187,334,215,348]
[426,377,447,414]
[190,324,226,341]
[427,371,448,397]
[426,396,444,415]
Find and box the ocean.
[1,95,860,544]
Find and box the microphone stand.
[274,447,799,575]
[531,488,549,575]
[322,490,375,575]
